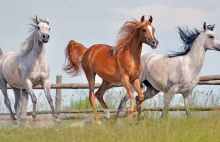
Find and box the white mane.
[20,16,49,56]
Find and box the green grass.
[1,89,220,142]
[63,88,124,110]
[0,113,220,142]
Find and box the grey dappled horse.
[0,16,60,125]
[117,22,220,119]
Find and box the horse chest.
[26,63,48,83]
[127,64,142,81]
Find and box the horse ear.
[36,15,40,25]
[203,22,207,31]
[45,17,49,25]
[140,15,145,22]
[148,15,153,23]
[212,24,215,31]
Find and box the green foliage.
[63,88,125,110]
[65,96,103,110]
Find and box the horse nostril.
[48,35,50,38]
[43,35,46,38]
[152,41,155,45]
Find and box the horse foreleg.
[43,80,60,123]
[120,76,135,120]
[182,90,192,117]
[24,81,37,122]
[95,80,113,119]
[161,93,175,119]
[132,79,144,112]
[12,88,22,126]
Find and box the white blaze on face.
[147,25,153,38]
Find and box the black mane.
[167,25,215,58]
[167,27,200,58]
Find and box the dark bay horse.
[64,15,158,123]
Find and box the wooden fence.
[1,75,220,121]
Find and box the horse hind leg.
[83,67,101,124]
[116,91,130,119]
[0,77,16,124]
[12,88,22,126]
[95,80,113,119]
[136,81,159,120]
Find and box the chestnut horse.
[64,15,158,123]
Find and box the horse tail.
[63,40,87,76]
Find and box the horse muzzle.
[149,39,158,49]
[42,34,50,43]
[42,39,49,43]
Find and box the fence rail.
[5,75,220,89]
[0,106,220,121]
[1,74,220,121]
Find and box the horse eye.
[142,29,146,33]
[209,35,214,39]
[49,28,51,30]
[37,26,40,30]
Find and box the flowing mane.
[20,17,49,56]
[168,25,215,58]
[113,19,146,55]
[167,27,201,58]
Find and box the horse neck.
[29,33,46,63]
[121,33,142,64]
[186,34,206,75]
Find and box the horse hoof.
[54,118,61,123]
[11,120,17,125]
[125,109,129,115]
[30,118,36,124]
[95,121,102,125]
[18,121,24,127]
[104,113,110,119]
[103,109,110,119]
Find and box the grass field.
[0,113,220,142]
[0,89,220,142]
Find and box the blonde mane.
[113,19,147,55]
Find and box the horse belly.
[6,78,25,89]
[89,47,120,83]
[148,76,166,92]
[146,66,168,92]
[3,73,25,88]
[94,67,120,83]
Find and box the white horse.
[0,16,60,125]
[117,22,220,118]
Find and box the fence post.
[21,89,28,116]
[55,75,62,112]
